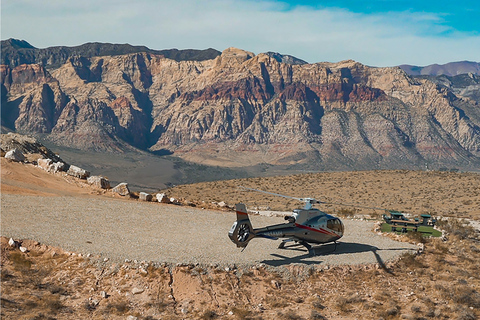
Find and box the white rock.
[156,193,170,203]
[8,238,17,247]
[19,246,27,253]
[112,183,130,196]
[37,158,53,171]
[100,291,108,298]
[218,201,227,207]
[51,162,66,173]
[67,165,90,179]
[87,176,110,189]
[139,192,152,201]
[126,316,138,320]
[132,287,144,294]
[5,149,25,162]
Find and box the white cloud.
[1,0,479,66]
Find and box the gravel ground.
[1,194,417,267]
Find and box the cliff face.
[2,46,480,170]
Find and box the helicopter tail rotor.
[228,203,256,248]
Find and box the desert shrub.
[398,252,425,269]
[200,310,218,319]
[279,310,304,320]
[231,307,256,319]
[41,293,64,312]
[11,251,33,273]
[310,311,326,319]
[406,230,427,244]
[436,219,476,240]
[106,298,130,315]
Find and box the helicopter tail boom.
[228,203,256,248]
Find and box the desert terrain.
[1,157,480,319]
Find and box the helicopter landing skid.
[279,240,339,256]
[278,239,295,249]
[278,240,315,255]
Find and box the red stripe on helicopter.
[236,210,248,215]
[295,224,338,237]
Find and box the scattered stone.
[37,158,53,171]
[126,316,138,320]
[67,165,90,179]
[156,193,170,203]
[228,311,234,316]
[113,183,130,196]
[8,238,17,247]
[19,246,28,253]
[170,197,178,204]
[89,298,99,307]
[100,291,108,298]
[139,192,152,201]
[270,280,281,289]
[51,162,66,173]
[87,176,111,189]
[132,287,144,295]
[218,201,227,208]
[5,148,25,162]
[139,267,148,275]
[103,258,109,262]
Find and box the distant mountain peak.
[263,51,307,65]
[4,38,36,49]
[399,61,480,76]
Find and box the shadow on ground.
[261,241,415,268]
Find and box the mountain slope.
[2,43,480,170]
[399,61,480,76]
[1,38,221,69]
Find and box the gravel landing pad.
[1,194,417,267]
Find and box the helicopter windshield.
[327,218,344,233]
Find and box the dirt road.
[1,194,417,267]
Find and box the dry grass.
[162,170,480,219]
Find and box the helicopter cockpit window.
[327,219,343,233]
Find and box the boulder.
[37,158,53,171]
[139,192,152,201]
[156,193,170,203]
[87,176,110,189]
[51,162,66,173]
[4,148,25,162]
[218,201,228,208]
[113,182,130,196]
[67,165,90,179]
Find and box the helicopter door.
[327,218,344,233]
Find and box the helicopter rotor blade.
[238,186,304,202]
[322,201,386,211]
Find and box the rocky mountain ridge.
[1,38,222,69]
[2,44,480,170]
[399,61,480,77]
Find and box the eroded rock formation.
[2,43,480,170]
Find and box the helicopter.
[228,187,345,256]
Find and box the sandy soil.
[1,158,98,197]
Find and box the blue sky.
[1,0,479,66]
